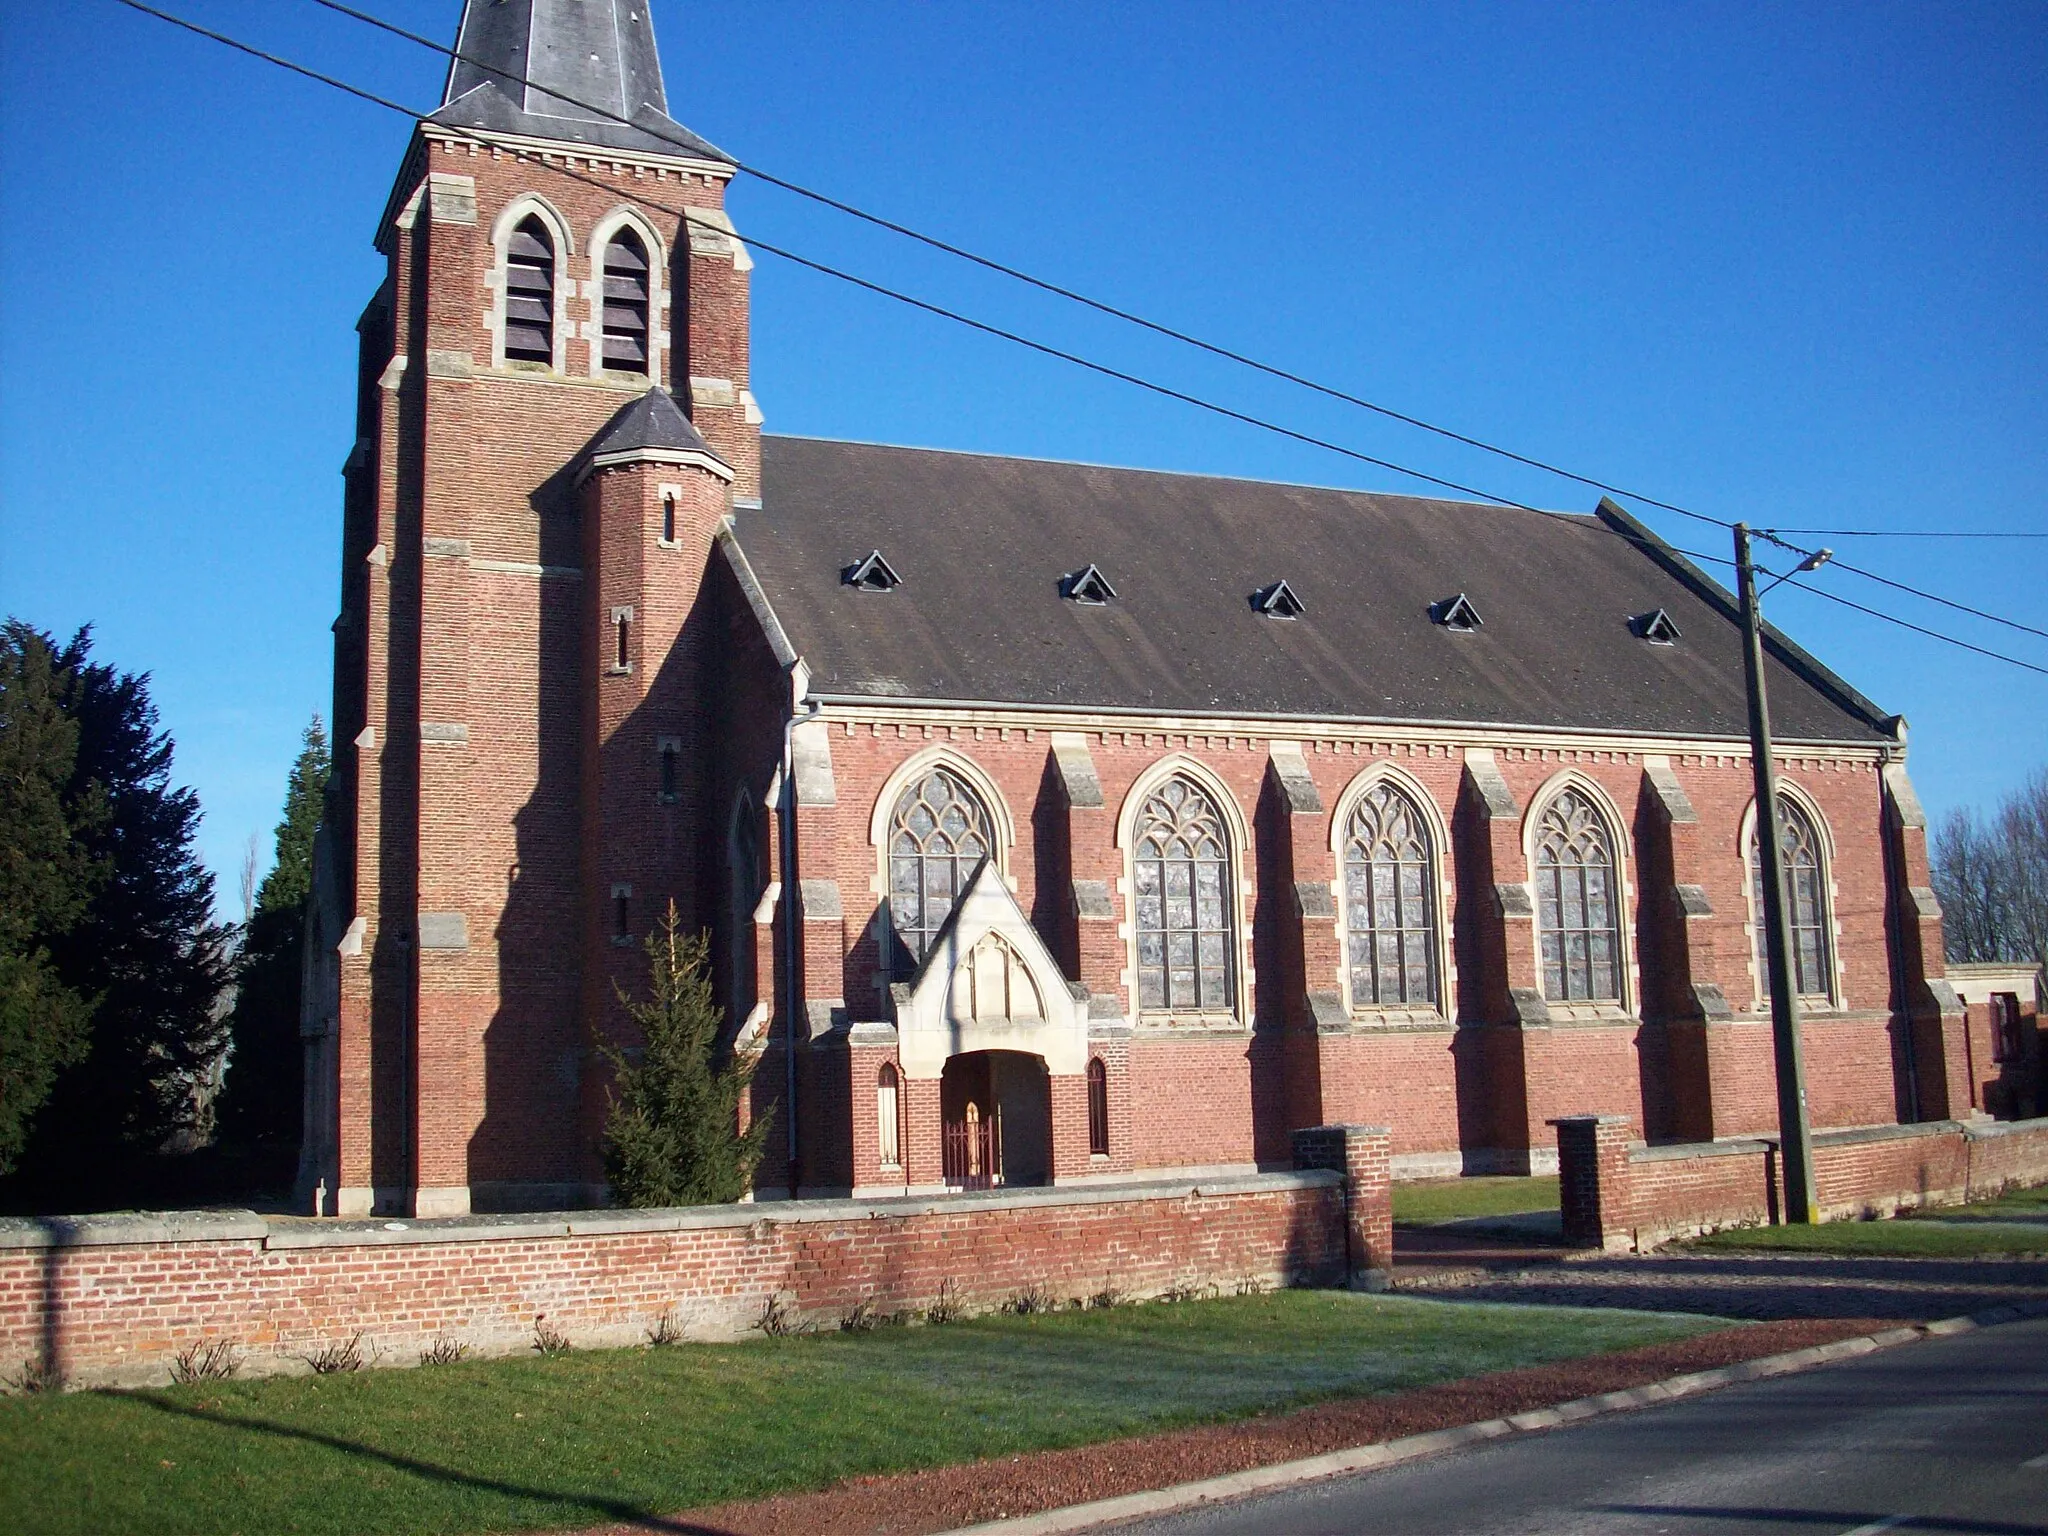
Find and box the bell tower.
[314,0,758,1218]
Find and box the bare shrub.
[1235,1277,1270,1297]
[171,1340,239,1385]
[1156,1278,1214,1304]
[645,1309,684,1348]
[755,1294,812,1337]
[924,1278,963,1326]
[1088,1282,1128,1310]
[301,1333,365,1375]
[7,1357,58,1394]
[839,1296,880,1333]
[532,1316,572,1357]
[1002,1281,1057,1316]
[418,1335,470,1367]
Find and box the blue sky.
[2,0,2043,912]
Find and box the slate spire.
[432,0,731,163]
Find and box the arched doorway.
[940,1050,1050,1190]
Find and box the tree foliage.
[600,903,771,1207]
[0,624,102,1174]
[1932,766,2048,970]
[9,624,232,1191]
[216,719,330,1147]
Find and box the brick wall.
[0,1174,1345,1391]
[1553,1115,2048,1250]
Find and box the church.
[300,0,1974,1219]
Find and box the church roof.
[431,0,731,164]
[583,386,725,464]
[731,436,1895,745]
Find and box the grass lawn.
[1927,1182,2048,1224]
[0,1291,1713,1536]
[1689,1219,2048,1259]
[1392,1174,1559,1225]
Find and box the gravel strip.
[567,1316,1889,1536]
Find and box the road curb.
[939,1301,2048,1536]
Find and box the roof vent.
[1631,608,1682,645]
[842,551,902,592]
[1251,580,1306,619]
[1061,564,1118,605]
[1430,593,1483,633]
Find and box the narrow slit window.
[611,607,632,671]
[613,890,631,939]
[658,742,678,801]
[1086,1058,1109,1157]
[601,230,651,374]
[877,1063,901,1169]
[662,494,676,544]
[504,215,554,364]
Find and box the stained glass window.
[888,766,993,972]
[1750,797,1832,1000]
[1535,788,1623,1003]
[1133,776,1234,1013]
[1344,782,1439,1007]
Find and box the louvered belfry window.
[601,230,651,373]
[1133,776,1234,1013]
[1344,782,1439,1007]
[888,766,993,973]
[1750,796,1832,1000]
[1535,788,1623,1003]
[504,216,555,364]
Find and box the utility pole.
[1735,522,1821,1225]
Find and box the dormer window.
[1062,565,1117,605]
[1631,608,1682,645]
[504,216,555,365]
[601,230,651,374]
[1252,580,1306,619]
[843,551,902,592]
[1430,594,1483,633]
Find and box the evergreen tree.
[0,624,102,1174]
[216,720,331,1146]
[600,903,772,1207]
[16,627,232,1186]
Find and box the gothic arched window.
[876,1063,901,1170]
[1343,781,1439,1007]
[1133,775,1234,1013]
[1534,787,1624,1003]
[600,229,651,373]
[504,215,555,364]
[1750,796,1832,1000]
[887,766,993,972]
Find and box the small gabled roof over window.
[843,551,902,592]
[1061,564,1118,605]
[1430,593,1483,632]
[1631,608,1682,645]
[1251,580,1306,619]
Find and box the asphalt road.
[1112,1317,2048,1536]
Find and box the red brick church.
[301,0,1974,1218]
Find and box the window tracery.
[1343,781,1439,1007]
[1750,796,1833,1000]
[887,766,993,972]
[1133,775,1234,1013]
[1534,787,1623,1003]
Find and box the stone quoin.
[300,0,1997,1223]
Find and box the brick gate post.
[1552,1114,1635,1251]
[1292,1124,1393,1290]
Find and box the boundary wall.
[0,1163,1365,1391]
[1554,1113,2048,1251]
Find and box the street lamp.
[1734,524,1829,1225]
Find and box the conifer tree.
[599,903,771,1207]
[15,626,231,1190]
[0,624,101,1175]
[217,719,331,1147]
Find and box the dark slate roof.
[432,0,730,163]
[584,386,725,463]
[732,437,1895,745]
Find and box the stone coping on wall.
[1628,1118,1986,1167]
[0,1169,1343,1253]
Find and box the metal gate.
[942,1108,1002,1190]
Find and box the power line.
[298,0,2048,641]
[1767,525,2048,539]
[105,0,2048,683]
[306,0,1743,530]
